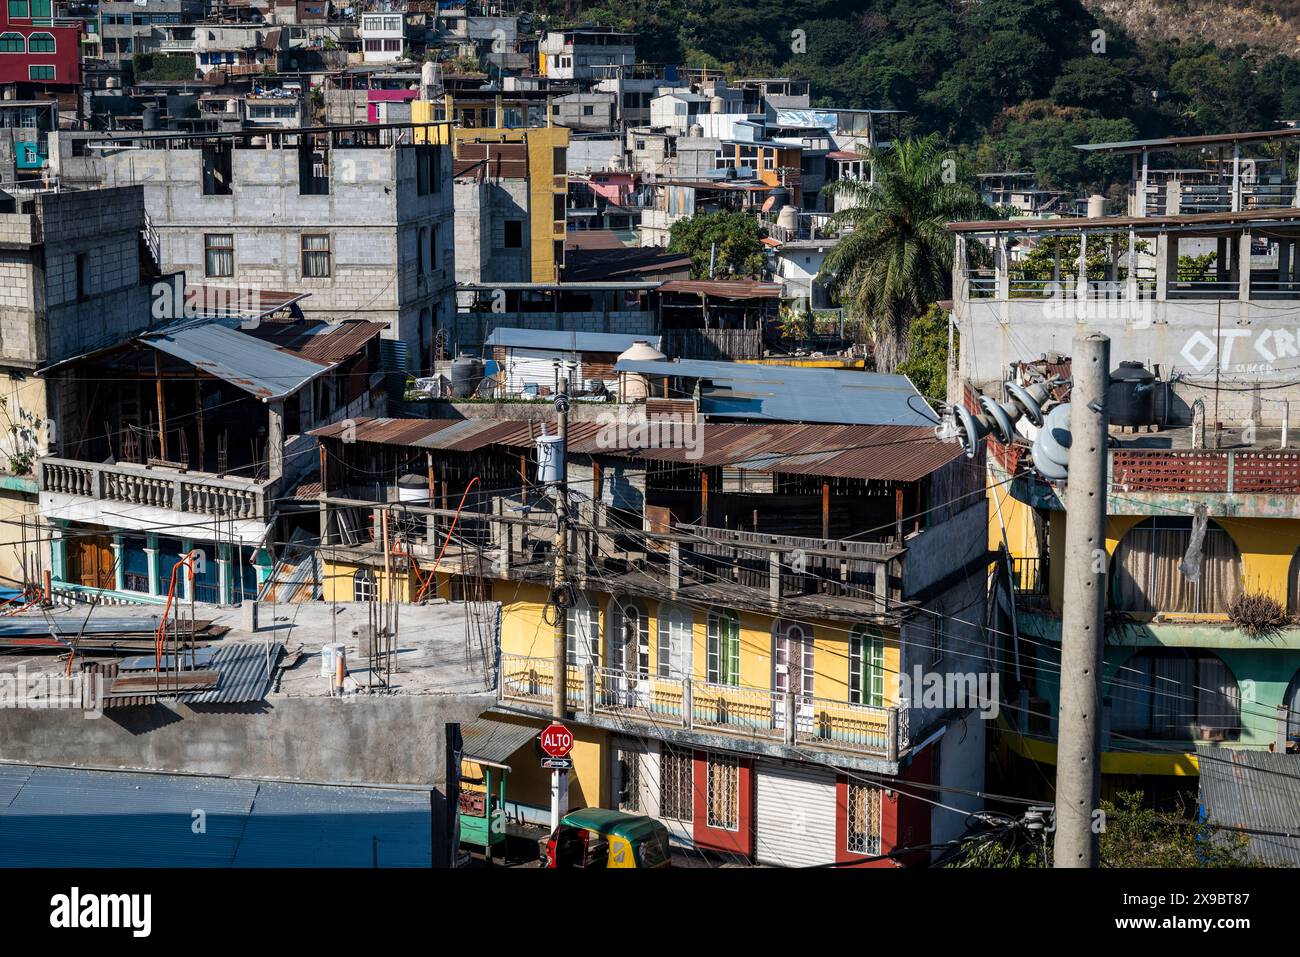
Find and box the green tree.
[819,135,994,371]
[894,304,950,407]
[666,210,766,279]
[1050,57,1132,113]
[1099,791,1255,868]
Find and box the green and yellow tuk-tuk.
[544,808,672,869]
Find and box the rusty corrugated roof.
[312,417,960,481]
[659,279,784,300]
[248,320,386,364]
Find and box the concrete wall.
[452,176,529,286]
[50,138,455,367]
[0,691,495,862]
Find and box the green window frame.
[849,625,886,708]
[28,64,53,80]
[6,0,27,18]
[707,608,740,686]
[0,32,23,52]
[27,31,53,52]
[29,0,49,17]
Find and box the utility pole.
[550,390,570,833]
[1053,331,1109,868]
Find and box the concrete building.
[0,184,157,589]
[550,92,616,133]
[97,0,206,63]
[538,28,635,82]
[446,123,570,286]
[360,9,406,64]
[49,123,456,375]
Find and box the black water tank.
[1108,361,1156,427]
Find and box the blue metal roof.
[1198,748,1300,867]
[142,323,331,402]
[484,327,661,354]
[614,358,939,427]
[0,765,432,867]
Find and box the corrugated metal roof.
[461,716,537,768]
[0,765,431,867]
[247,319,387,364]
[614,359,940,428]
[1198,748,1300,866]
[182,641,284,704]
[142,324,331,401]
[659,279,784,299]
[484,328,662,354]
[312,416,960,482]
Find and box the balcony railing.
[39,457,273,520]
[500,653,899,757]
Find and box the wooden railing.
[39,457,273,520]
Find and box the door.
[73,535,114,590]
[774,620,815,732]
[754,761,837,867]
[609,599,650,708]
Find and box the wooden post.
[821,481,830,540]
[701,469,709,524]
[894,487,904,542]
[155,352,168,462]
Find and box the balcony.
[499,653,900,759]
[41,458,272,520]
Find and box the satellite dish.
[1030,403,1072,481]
[955,404,993,459]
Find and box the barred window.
[846,781,882,855]
[850,625,886,708]
[659,745,693,822]
[353,568,377,602]
[301,233,331,278]
[204,234,233,277]
[705,752,739,831]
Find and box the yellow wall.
[1044,511,1300,615]
[498,581,902,704]
[321,558,418,603]
[462,711,608,813]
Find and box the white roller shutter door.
[755,761,837,867]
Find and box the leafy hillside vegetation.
[532,0,1300,192]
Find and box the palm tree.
[820,135,993,371]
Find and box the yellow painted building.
[411,99,569,283]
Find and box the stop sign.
[539,722,574,758]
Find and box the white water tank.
[395,472,428,503]
[319,642,346,677]
[616,339,667,401]
[1087,193,1106,218]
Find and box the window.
[0,33,23,52]
[1111,517,1242,614]
[204,234,234,277]
[582,104,594,116]
[6,0,27,17]
[382,37,401,51]
[565,593,599,667]
[657,603,691,677]
[1108,650,1240,741]
[635,139,646,151]
[30,0,49,15]
[774,622,814,697]
[553,193,565,222]
[27,32,53,52]
[74,252,87,299]
[1284,670,1300,745]
[503,219,523,249]
[616,749,641,812]
[28,65,53,80]
[707,608,740,686]
[929,612,943,667]
[705,753,739,830]
[201,143,232,195]
[353,568,377,602]
[846,781,882,855]
[301,234,331,278]
[553,146,567,174]
[415,145,439,195]
[609,598,648,675]
[850,625,885,708]
[660,745,693,821]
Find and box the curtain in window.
[204,235,233,277]
[1112,520,1241,613]
[302,235,330,277]
[1196,656,1240,736]
[657,603,691,678]
[1109,654,1153,734]
[1152,653,1194,737]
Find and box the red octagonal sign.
[539,723,574,758]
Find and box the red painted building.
[0,0,81,87]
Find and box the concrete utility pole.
[550,391,570,832]
[1053,331,1110,868]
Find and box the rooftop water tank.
[616,339,666,401]
[394,472,428,503]
[1108,361,1156,428]
[451,356,484,398]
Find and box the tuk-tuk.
[544,808,672,869]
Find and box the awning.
[142,323,332,402]
[460,716,537,770]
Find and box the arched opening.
[1110,517,1242,614]
[1107,649,1240,741]
[352,567,377,602]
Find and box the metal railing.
[1011,556,1046,596]
[499,654,899,756]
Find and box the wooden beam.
[822,481,830,540]
[155,352,168,462]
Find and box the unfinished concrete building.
[47,123,455,376]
